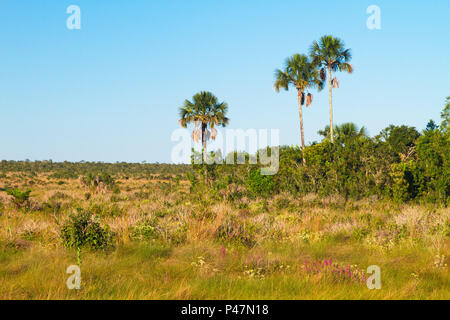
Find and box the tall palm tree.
[310,35,353,143]
[274,54,323,160]
[179,91,229,163]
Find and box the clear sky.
[1,0,449,163]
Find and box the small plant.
[351,227,370,241]
[129,219,159,241]
[5,188,32,209]
[60,209,114,266]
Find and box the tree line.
[178,35,449,205]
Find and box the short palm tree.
[318,122,367,141]
[274,54,323,159]
[310,35,353,143]
[179,91,229,163]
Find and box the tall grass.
[0,173,448,300]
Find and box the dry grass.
[0,172,449,300]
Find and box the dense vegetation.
[0,161,191,180]
[189,100,449,206]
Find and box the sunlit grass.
[0,173,448,300]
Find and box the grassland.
[0,172,448,300]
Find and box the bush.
[60,209,114,265]
[246,169,275,197]
[5,188,31,209]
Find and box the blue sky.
[0,0,449,163]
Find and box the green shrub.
[5,188,32,209]
[60,209,114,266]
[246,169,275,197]
[129,219,159,241]
[351,227,370,241]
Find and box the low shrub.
[60,209,114,266]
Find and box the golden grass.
[0,172,448,300]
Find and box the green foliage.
[426,120,439,132]
[186,116,447,205]
[415,129,450,204]
[129,217,187,245]
[185,171,198,192]
[0,160,191,179]
[246,169,275,197]
[440,97,450,130]
[5,188,32,208]
[129,219,159,241]
[390,161,416,203]
[379,125,420,157]
[60,209,114,264]
[84,172,115,187]
[48,171,78,179]
[351,227,370,241]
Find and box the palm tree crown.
[318,122,367,141]
[310,35,353,143]
[310,35,353,76]
[274,54,323,94]
[179,91,229,162]
[274,54,323,157]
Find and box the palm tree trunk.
[328,66,334,143]
[297,90,306,164]
[201,123,207,163]
[201,123,208,183]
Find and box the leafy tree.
[425,120,439,132]
[310,35,353,143]
[415,119,449,203]
[179,91,229,163]
[378,125,420,159]
[274,54,323,158]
